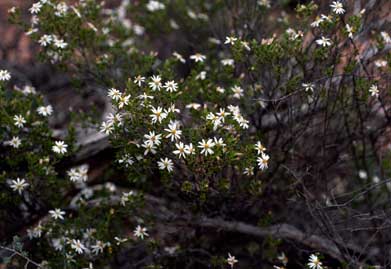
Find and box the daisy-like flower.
[330,1,345,15]
[381,31,391,44]
[133,225,149,240]
[316,36,332,47]
[216,108,230,122]
[190,53,206,63]
[214,137,226,147]
[5,136,22,148]
[227,253,238,268]
[173,52,186,63]
[254,141,266,155]
[55,2,68,17]
[118,94,131,109]
[216,86,225,93]
[142,141,157,155]
[150,106,167,124]
[257,153,270,170]
[29,2,42,14]
[307,254,323,269]
[144,131,162,146]
[186,103,202,110]
[146,0,165,11]
[38,34,53,47]
[37,105,53,116]
[158,158,174,172]
[206,114,222,128]
[108,88,121,101]
[149,75,162,91]
[91,241,106,255]
[346,24,354,39]
[185,143,195,155]
[231,85,244,99]
[164,122,182,141]
[71,239,87,254]
[52,141,68,154]
[9,178,29,194]
[53,37,68,49]
[243,167,254,176]
[121,191,135,206]
[100,121,114,135]
[0,70,11,81]
[134,75,145,87]
[369,84,379,97]
[198,139,215,156]
[49,208,66,220]
[14,115,26,128]
[302,82,315,92]
[173,142,187,158]
[163,80,178,93]
[224,36,238,45]
[221,59,234,66]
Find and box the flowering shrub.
[2,0,391,268]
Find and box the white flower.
[369,84,379,97]
[307,254,323,269]
[195,71,207,80]
[70,239,87,254]
[165,122,182,141]
[38,34,53,47]
[121,191,135,206]
[55,2,68,17]
[346,24,354,39]
[216,86,225,93]
[224,36,238,45]
[254,141,266,154]
[257,153,270,170]
[149,75,162,91]
[381,31,391,44]
[9,178,29,194]
[214,137,226,147]
[173,52,186,63]
[158,158,174,172]
[134,75,145,87]
[53,36,68,49]
[190,53,206,63]
[185,143,195,155]
[91,241,106,255]
[0,70,11,81]
[316,36,332,47]
[5,136,22,148]
[29,2,43,14]
[173,142,187,158]
[198,139,215,156]
[13,115,26,128]
[118,94,131,109]
[67,165,88,182]
[243,167,254,176]
[133,225,149,239]
[221,59,234,66]
[146,0,165,11]
[52,141,68,154]
[227,253,238,268]
[37,105,53,116]
[49,208,66,220]
[330,1,345,15]
[106,113,123,126]
[100,121,114,134]
[186,103,202,110]
[108,88,121,101]
[231,85,244,99]
[150,106,168,124]
[163,80,178,93]
[302,82,315,92]
[142,141,157,155]
[144,131,162,146]
[257,0,271,8]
